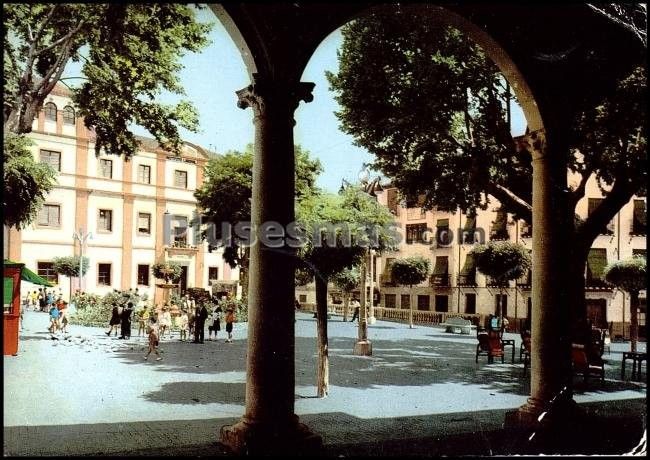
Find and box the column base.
[503,396,587,454]
[220,415,322,456]
[368,316,376,325]
[353,340,372,356]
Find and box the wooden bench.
[440,317,476,335]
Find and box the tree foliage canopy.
[151,262,182,283]
[332,267,361,294]
[3,133,57,228]
[390,256,431,287]
[471,241,531,284]
[194,144,323,268]
[296,186,398,281]
[3,3,212,158]
[52,256,89,278]
[603,256,647,293]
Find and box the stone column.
[220,75,321,455]
[354,256,372,355]
[506,129,575,435]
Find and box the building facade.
[4,85,238,304]
[371,177,646,339]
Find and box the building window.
[462,216,477,244]
[384,294,396,309]
[407,207,426,220]
[174,170,188,188]
[137,212,151,235]
[137,164,151,184]
[400,294,410,310]
[434,295,448,312]
[633,248,647,258]
[37,204,60,227]
[98,263,111,286]
[588,198,615,235]
[521,221,533,238]
[495,294,508,317]
[37,262,58,283]
[98,159,113,178]
[172,215,188,246]
[62,106,75,125]
[436,219,451,247]
[40,149,61,171]
[406,223,428,244]
[44,102,57,121]
[431,256,449,286]
[465,293,476,314]
[137,264,150,286]
[458,254,477,286]
[490,208,509,240]
[299,294,307,303]
[98,209,112,232]
[631,199,646,235]
[208,266,219,281]
[586,248,609,287]
[417,295,430,311]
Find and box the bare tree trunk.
[409,288,414,328]
[343,292,349,322]
[630,290,639,353]
[315,275,329,398]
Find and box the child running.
[144,316,162,361]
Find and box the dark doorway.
[465,293,476,314]
[586,298,607,329]
[179,265,188,294]
[495,294,508,317]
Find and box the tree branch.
[486,182,532,223]
[587,4,647,48]
[35,18,86,57]
[569,166,594,208]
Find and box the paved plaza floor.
[3,309,646,456]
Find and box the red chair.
[572,343,605,383]
[476,331,505,364]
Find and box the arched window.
[62,106,75,125]
[44,102,57,121]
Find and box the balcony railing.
[486,277,509,288]
[430,274,450,287]
[457,274,477,286]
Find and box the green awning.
[459,254,476,275]
[436,219,449,228]
[433,256,449,275]
[4,260,54,287]
[587,249,608,280]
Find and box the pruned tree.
[297,186,397,397]
[604,256,647,352]
[390,257,431,328]
[52,255,89,299]
[471,241,532,320]
[332,267,361,322]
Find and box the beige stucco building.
[4,85,238,304]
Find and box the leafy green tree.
[332,267,361,322]
[151,262,182,283]
[4,4,211,157]
[604,256,647,352]
[471,241,532,320]
[327,9,646,340]
[194,144,323,303]
[390,257,431,328]
[3,133,56,228]
[52,255,89,298]
[297,186,397,396]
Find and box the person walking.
[58,300,69,334]
[105,303,121,336]
[137,305,150,337]
[48,303,60,334]
[225,307,236,343]
[193,303,208,344]
[119,302,133,339]
[207,304,222,341]
[350,299,361,322]
[144,316,162,361]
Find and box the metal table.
[621,351,647,381]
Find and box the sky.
[63,5,527,193]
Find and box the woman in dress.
[105,303,121,336]
[144,316,162,361]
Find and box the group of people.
[103,294,238,361]
[24,288,63,313]
[47,296,69,334]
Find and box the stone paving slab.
[4,310,646,456]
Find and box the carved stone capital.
[515,128,546,161]
[236,74,315,121]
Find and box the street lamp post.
[72,228,92,294]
